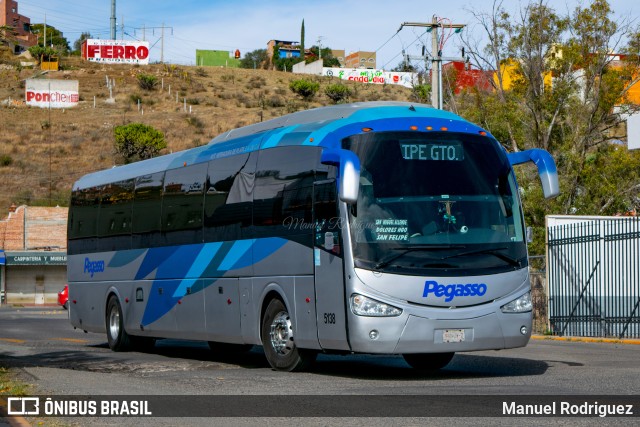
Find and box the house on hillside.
[442,61,494,94]
[0,0,37,53]
[0,204,68,305]
[345,51,376,69]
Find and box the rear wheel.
[403,352,455,371]
[261,298,316,372]
[106,295,131,351]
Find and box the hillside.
[0,57,415,210]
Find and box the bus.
[67,102,559,372]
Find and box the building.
[0,205,68,305]
[195,49,241,67]
[331,49,345,67]
[345,51,376,69]
[0,0,37,53]
[443,61,494,94]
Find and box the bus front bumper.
[347,311,532,354]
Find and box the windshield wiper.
[374,245,466,270]
[441,247,522,267]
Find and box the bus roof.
[73,102,488,190]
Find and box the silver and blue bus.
[67,102,559,371]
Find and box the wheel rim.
[269,310,294,356]
[108,304,120,340]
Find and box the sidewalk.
[531,334,640,345]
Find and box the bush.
[137,73,158,91]
[324,84,352,104]
[114,123,166,164]
[289,79,319,100]
[0,155,13,167]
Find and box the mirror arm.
[508,149,559,199]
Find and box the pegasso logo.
[423,280,488,302]
[84,257,105,278]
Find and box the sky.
[17,0,640,69]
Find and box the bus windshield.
[343,131,527,276]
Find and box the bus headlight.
[350,294,402,317]
[501,291,532,313]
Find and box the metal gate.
[547,217,640,338]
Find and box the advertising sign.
[25,79,79,109]
[82,39,150,65]
[322,68,417,88]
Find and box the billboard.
[25,79,79,109]
[81,39,150,65]
[322,68,417,88]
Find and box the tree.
[30,24,70,54]
[457,0,640,253]
[114,123,166,164]
[289,79,319,100]
[240,49,268,69]
[307,45,340,67]
[72,32,92,54]
[300,19,305,60]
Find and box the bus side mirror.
[508,149,559,199]
[321,148,361,204]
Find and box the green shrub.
[0,155,13,167]
[137,73,158,91]
[289,79,319,100]
[324,84,352,104]
[114,123,166,164]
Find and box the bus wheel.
[106,296,131,351]
[261,298,316,372]
[403,352,454,371]
[208,341,253,354]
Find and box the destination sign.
[400,142,464,161]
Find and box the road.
[0,306,638,426]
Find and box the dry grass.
[0,57,415,210]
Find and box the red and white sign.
[82,39,150,65]
[25,79,79,109]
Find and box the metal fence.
[547,217,640,338]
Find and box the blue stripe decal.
[108,249,146,268]
[217,239,255,270]
[135,246,180,280]
[155,245,203,280]
[253,238,288,265]
[172,242,222,297]
[262,125,299,149]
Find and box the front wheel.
[261,298,316,372]
[106,296,131,351]
[403,352,455,371]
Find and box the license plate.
[443,329,465,343]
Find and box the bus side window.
[161,163,207,246]
[253,147,319,239]
[68,186,102,255]
[97,179,134,252]
[132,172,165,249]
[204,153,257,242]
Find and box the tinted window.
[68,186,102,255]
[97,179,134,251]
[253,147,319,238]
[204,153,257,242]
[161,163,207,245]
[132,172,164,249]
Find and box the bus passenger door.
[313,180,350,351]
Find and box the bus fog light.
[520,326,528,335]
[369,330,379,340]
[501,292,532,313]
[350,294,402,317]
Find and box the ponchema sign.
[25,79,79,109]
[81,39,150,65]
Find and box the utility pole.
[399,18,465,109]
[110,0,116,40]
[134,24,173,63]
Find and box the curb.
[0,397,31,427]
[531,335,640,345]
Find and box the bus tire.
[261,298,316,372]
[106,295,131,351]
[403,352,454,371]
[208,341,253,354]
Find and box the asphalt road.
[0,306,639,426]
